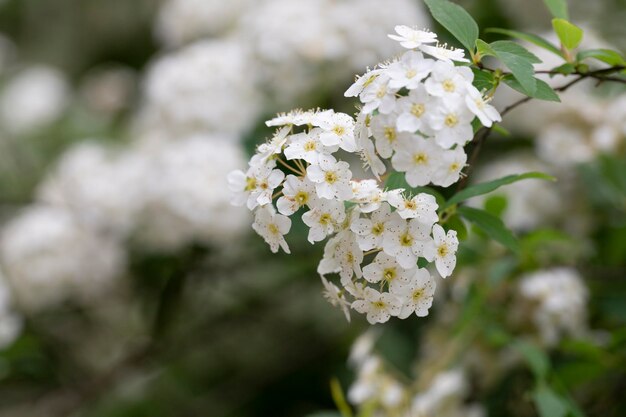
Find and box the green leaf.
[551,62,577,75]
[442,172,555,210]
[457,206,520,252]
[445,214,468,241]
[475,39,496,57]
[471,68,496,91]
[542,0,569,19]
[484,195,508,217]
[486,28,563,57]
[552,18,583,50]
[424,0,479,51]
[490,40,541,95]
[514,340,550,379]
[503,75,561,102]
[577,48,626,66]
[533,383,569,417]
[491,123,511,137]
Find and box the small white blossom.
[228,165,285,210]
[388,25,438,49]
[352,288,402,324]
[393,268,436,318]
[429,97,474,149]
[387,50,434,90]
[391,138,444,187]
[302,199,346,243]
[284,128,337,164]
[362,252,415,289]
[432,147,467,187]
[421,44,470,63]
[425,224,459,278]
[371,113,412,159]
[355,113,386,179]
[395,85,434,134]
[383,218,432,269]
[306,154,354,200]
[276,175,318,216]
[345,69,384,98]
[425,61,473,98]
[315,111,357,152]
[350,203,397,250]
[465,85,502,127]
[321,276,351,322]
[252,205,292,254]
[360,75,398,114]
[351,179,386,213]
[387,190,439,226]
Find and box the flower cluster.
[230,27,502,324]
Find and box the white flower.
[425,224,458,278]
[421,44,470,63]
[351,180,386,213]
[429,97,474,149]
[360,75,398,114]
[320,276,351,322]
[0,66,69,135]
[355,113,386,179]
[315,111,357,152]
[334,230,364,283]
[425,61,473,98]
[350,203,397,250]
[371,113,412,159]
[395,85,434,134]
[388,25,438,49]
[252,205,291,254]
[228,165,285,210]
[302,199,346,243]
[391,138,444,187]
[255,126,292,162]
[432,147,467,187]
[276,175,318,216]
[306,154,353,200]
[266,109,330,127]
[284,128,337,164]
[393,268,436,318]
[345,69,384,97]
[387,50,434,90]
[352,288,402,324]
[383,218,432,269]
[465,85,502,127]
[387,190,439,226]
[362,252,415,289]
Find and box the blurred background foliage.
[0,0,624,416]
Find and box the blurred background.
[0,0,624,416]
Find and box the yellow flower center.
[372,223,385,235]
[373,300,387,309]
[443,79,456,92]
[376,86,387,98]
[268,223,280,235]
[449,162,460,172]
[400,231,414,247]
[325,171,338,184]
[437,244,449,257]
[404,200,416,210]
[319,213,332,225]
[444,114,458,127]
[346,252,354,263]
[412,288,424,301]
[332,125,346,136]
[384,127,396,143]
[383,267,397,281]
[304,140,317,151]
[259,181,269,190]
[411,103,425,118]
[414,153,428,164]
[405,69,417,79]
[295,191,309,205]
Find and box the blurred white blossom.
[0,206,125,311]
[0,66,70,135]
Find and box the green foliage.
[533,383,570,417]
[424,0,479,51]
[502,75,561,102]
[457,206,520,252]
[471,67,497,91]
[442,172,555,210]
[486,28,563,57]
[552,18,584,50]
[445,214,468,240]
[541,0,569,20]
[514,340,550,379]
[577,49,626,66]
[485,40,542,95]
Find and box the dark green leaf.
[542,0,569,19]
[475,39,496,57]
[471,68,496,91]
[514,340,550,378]
[551,63,576,75]
[533,383,569,417]
[486,28,563,57]
[445,214,468,240]
[577,48,626,66]
[484,195,508,217]
[457,206,520,252]
[503,75,561,102]
[424,0,479,51]
[552,18,583,50]
[442,172,555,209]
[490,40,542,95]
